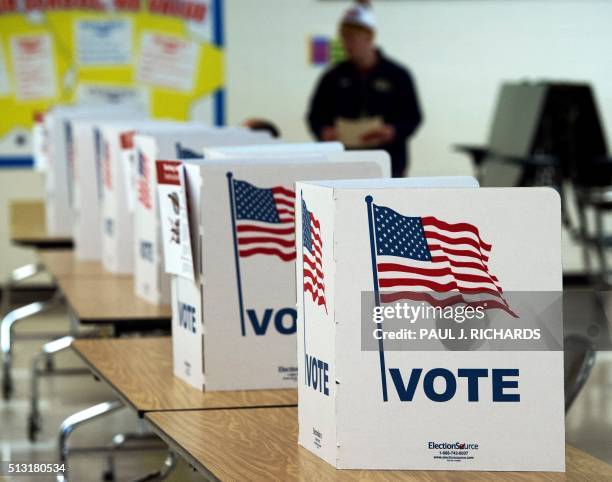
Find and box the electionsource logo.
[428,441,479,450]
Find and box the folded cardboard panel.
[162,149,391,391]
[71,114,146,260]
[133,127,274,304]
[44,104,143,236]
[295,179,564,472]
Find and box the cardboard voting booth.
[44,105,143,236]
[202,141,343,159]
[32,112,47,172]
[71,120,104,260]
[161,149,391,391]
[133,127,274,304]
[99,120,194,274]
[295,180,565,472]
[71,115,146,260]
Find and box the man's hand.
[361,124,395,146]
[321,126,338,141]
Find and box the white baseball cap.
[340,3,376,32]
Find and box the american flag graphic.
[372,203,517,317]
[137,150,152,210]
[302,200,326,311]
[232,178,296,262]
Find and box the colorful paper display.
[0,0,225,165]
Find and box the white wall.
[0,171,49,283]
[225,0,612,178]
[2,0,605,277]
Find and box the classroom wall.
[2,0,604,278]
[225,0,612,178]
[0,170,49,284]
[224,0,608,271]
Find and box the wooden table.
[146,407,612,481]
[10,200,72,248]
[38,249,107,278]
[36,249,170,329]
[73,337,297,416]
[23,275,171,440]
[57,277,171,325]
[2,216,76,402]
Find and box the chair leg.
[56,400,124,482]
[566,350,597,412]
[575,196,593,277]
[29,336,75,441]
[157,452,178,481]
[101,432,167,481]
[594,208,610,284]
[131,451,178,482]
[102,454,116,482]
[1,290,63,400]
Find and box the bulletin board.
[0,0,225,167]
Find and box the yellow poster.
[0,0,225,166]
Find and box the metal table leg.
[158,452,178,481]
[131,451,178,482]
[56,400,124,482]
[56,402,168,482]
[28,329,104,441]
[1,290,64,400]
[29,336,74,441]
[102,433,167,482]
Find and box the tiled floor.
[566,350,612,465]
[2,302,612,481]
[0,305,202,482]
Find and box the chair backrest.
[481,83,547,187]
[481,82,611,188]
[539,84,609,187]
[488,83,548,158]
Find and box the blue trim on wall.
[212,0,225,126]
[213,0,224,47]
[0,156,34,169]
[214,89,226,126]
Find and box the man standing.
[307,2,422,177]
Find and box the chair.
[564,334,596,412]
[456,81,612,283]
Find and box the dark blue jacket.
[307,50,422,177]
